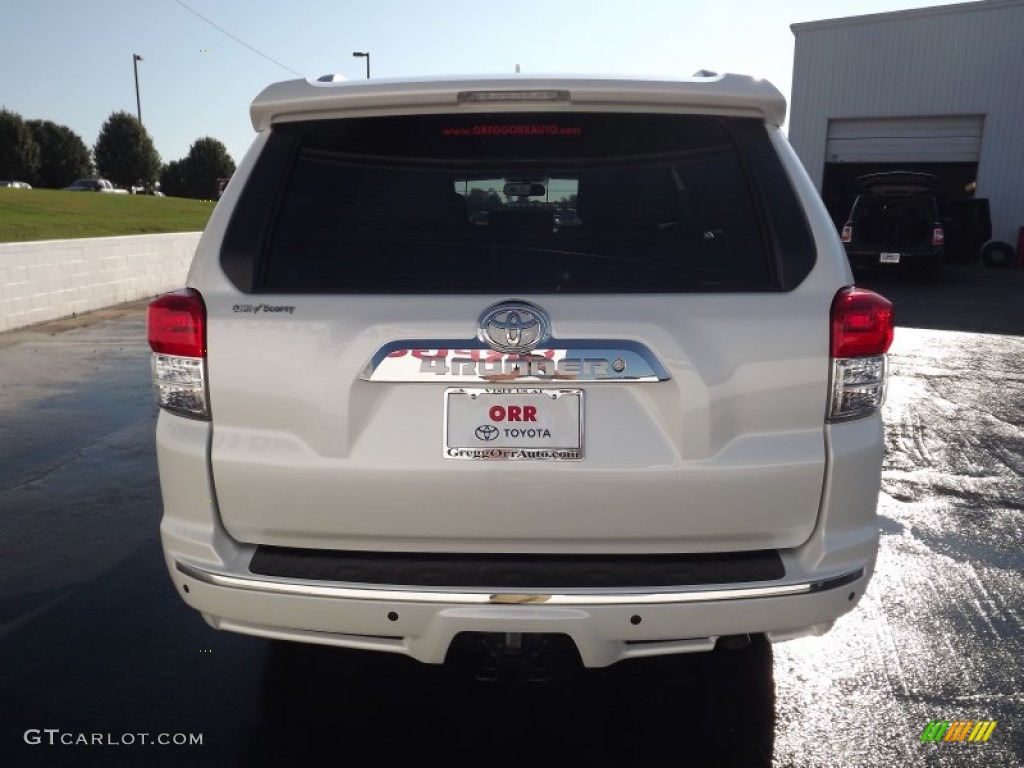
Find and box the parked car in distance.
[148,72,894,675]
[130,184,165,196]
[63,178,129,193]
[0,180,32,188]
[841,171,945,274]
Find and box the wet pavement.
[1,265,1022,767]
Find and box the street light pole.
[132,53,144,125]
[352,51,370,79]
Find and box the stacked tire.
[981,240,1016,268]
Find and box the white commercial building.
[789,0,1024,253]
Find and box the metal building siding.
[789,0,1024,243]
[825,115,984,163]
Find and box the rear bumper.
[845,247,944,269]
[156,411,883,667]
[169,555,869,667]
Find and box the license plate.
[444,388,583,460]
[880,252,901,264]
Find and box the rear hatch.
[202,102,832,555]
[846,172,942,252]
[848,195,938,249]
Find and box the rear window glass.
[855,197,935,222]
[225,113,814,293]
[850,195,938,247]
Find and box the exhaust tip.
[716,633,752,651]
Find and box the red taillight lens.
[932,226,944,246]
[841,225,852,243]
[147,289,206,358]
[830,287,894,358]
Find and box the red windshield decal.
[442,124,582,138]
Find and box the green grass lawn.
[0,188,215,243]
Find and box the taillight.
[147,289,209,419]
[830,288,893,358]
[932,226,944,246]
[828,287,893,422]
[841,225,852,244]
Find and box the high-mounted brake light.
[932,226,944,246]
[828,287,893,422]
[147,289,210,419]
[457,90,571,104]
[841,225,852,244]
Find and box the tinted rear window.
[854,196,936,222]
[850,195,938,247]
[223,113,815,293]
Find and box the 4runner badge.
[478,301,551,353]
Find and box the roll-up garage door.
[826,116,984,163]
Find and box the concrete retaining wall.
[0,232,201,332]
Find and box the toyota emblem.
[475,424,499,441]
[478,300,551,353]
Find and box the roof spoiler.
[249,73,787,131]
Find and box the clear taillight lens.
[932,226,944,246]
[151,354,209,418]
[147,289,209,419]
[829,355,888,422]
[841,225,852,243]
[828,287,894,422]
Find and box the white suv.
[147,73,893,669]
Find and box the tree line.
[0,108,234,199]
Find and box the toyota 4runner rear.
[148,73,894,668]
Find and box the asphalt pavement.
[1,264,1022,767]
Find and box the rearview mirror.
[503,182,546,198]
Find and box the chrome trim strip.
[176,561,864,606]
[359,338,671,383]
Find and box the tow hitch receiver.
[450,632,579,683]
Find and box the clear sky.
[2,0,974,169]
